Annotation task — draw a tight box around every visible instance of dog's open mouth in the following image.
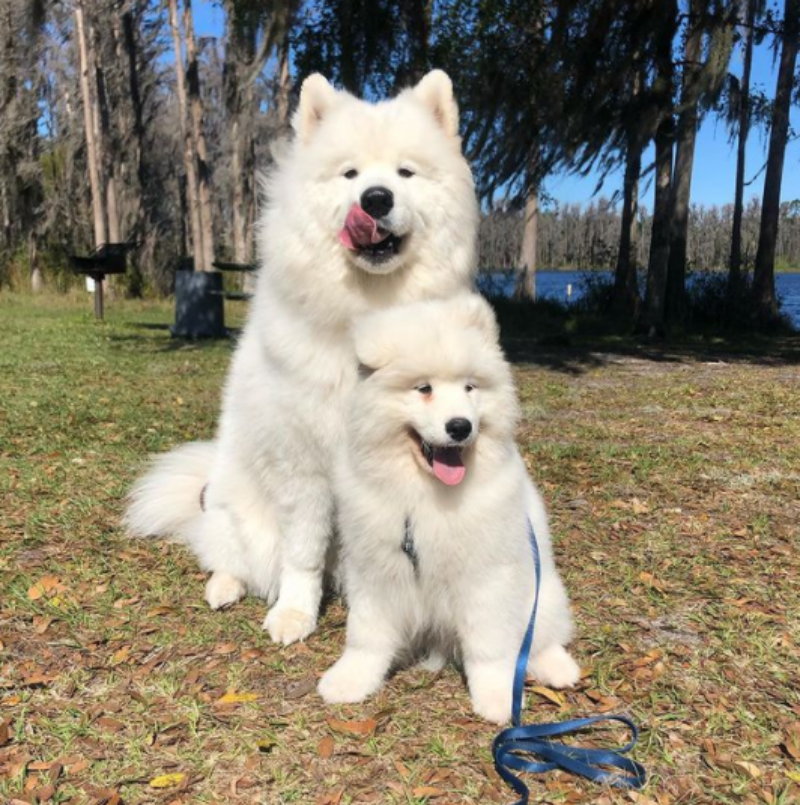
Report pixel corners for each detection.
[339,204,405,263]
[357,232,404,262]
[411,431,466,486]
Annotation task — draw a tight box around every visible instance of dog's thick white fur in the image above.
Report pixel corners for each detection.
[124,71,478,645]
[318,295,580,723]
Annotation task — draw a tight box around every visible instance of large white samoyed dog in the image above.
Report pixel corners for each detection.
[318,295,579,724]
[125,71,478,645]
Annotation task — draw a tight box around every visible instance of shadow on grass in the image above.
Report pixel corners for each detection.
[107,323,242,353]
[492,298,800,374]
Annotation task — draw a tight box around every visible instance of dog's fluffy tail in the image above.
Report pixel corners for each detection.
[124,441,216,540]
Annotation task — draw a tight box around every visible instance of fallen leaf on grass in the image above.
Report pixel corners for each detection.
[529,686,564,706]
[32,616,53,634]
[326,716,377,736]
[733,760,761,779]
[32,783,56,802]
[149,772,186,789]
[639,571,667,592]
[318,736,335,759]
[256,738,276,753]
[781,723,800,760]
[111,646,131,665]
[217,691,258,705]
[28,576,63,601]
[0,720,9,747]
[411,786,447,798]
[20,671,55,688]
[95,717,124,732]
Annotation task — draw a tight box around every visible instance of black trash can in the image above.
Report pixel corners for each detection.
[171,270,226,338]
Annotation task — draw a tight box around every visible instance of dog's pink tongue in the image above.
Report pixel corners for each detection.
[338,204,388,250]
[432,447,466,486]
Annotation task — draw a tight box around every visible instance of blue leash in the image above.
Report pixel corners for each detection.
[492,522,647,803]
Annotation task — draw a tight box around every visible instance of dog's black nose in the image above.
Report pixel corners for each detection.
[446,418,472,442]
[361,186,394,218]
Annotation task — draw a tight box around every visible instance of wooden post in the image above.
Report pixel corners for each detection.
[94,275,104,320]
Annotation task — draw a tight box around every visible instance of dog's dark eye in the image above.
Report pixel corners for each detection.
[344,169,358,179]
[416,383,433,395]
[398,167,415,178]
[465,383,476,392]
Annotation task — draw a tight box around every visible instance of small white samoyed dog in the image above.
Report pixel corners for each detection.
[125,71,478,645]
[318,294,580,724]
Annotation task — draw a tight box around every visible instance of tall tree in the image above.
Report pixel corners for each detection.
[183,0,214,271]
[728,0,759,288]
[638,0,679,337]
[751,0,798,320]
[74,0,106,249]
[612,56,645,318]
[167,0,205,270]
[667,1,734,318]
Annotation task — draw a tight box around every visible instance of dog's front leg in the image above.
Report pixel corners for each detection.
[457,581,523,724]
[318,588,402,704]
[264,476,333,645]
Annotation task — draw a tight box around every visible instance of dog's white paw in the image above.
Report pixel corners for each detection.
[263,606,316,645]
[470,683,512,725]
[205,572,246,610]
[318,659,384,704]
[529,644,581,689]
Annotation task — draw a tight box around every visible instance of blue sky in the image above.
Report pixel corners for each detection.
[193,2,798,211]
[547,43,800,210]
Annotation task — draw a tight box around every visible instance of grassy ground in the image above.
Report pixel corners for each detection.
[1,293,799,805]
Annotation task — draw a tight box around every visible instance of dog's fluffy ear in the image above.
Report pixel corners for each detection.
[455,294,500,341]
[412,70,459,137]
[294,74,338,143]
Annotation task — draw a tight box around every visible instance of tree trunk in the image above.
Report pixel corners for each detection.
[639,120,674,336]
[183,0,214,271]
[121,9,145,230]
[168,0,202,268]
[514,191,537,301]
[666,0,703,319]
[636,1,677,337]
[613,138,641,317]
[729,0,756,287]
[74,0,106,247]
[612,57,644,318]
[752,0,798,321]
[276,36,291,132]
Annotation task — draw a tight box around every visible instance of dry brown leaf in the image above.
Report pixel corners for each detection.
[32,783,56,802]
[326,716,377,736]
[0,720,9,747]
[530,685,564,706]
[27,576,61,601]
[32,616,53,634]
[95,716,124,732]
[734,760,761,779]
[411,786,447,798]
[317,736,335,759]
[111,646,131,665]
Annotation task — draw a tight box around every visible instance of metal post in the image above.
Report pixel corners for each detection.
[94,275,104,320]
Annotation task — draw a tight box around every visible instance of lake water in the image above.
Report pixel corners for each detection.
[477,270,800,329]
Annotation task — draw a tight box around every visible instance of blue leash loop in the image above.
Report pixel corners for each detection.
[492,522,647,803]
